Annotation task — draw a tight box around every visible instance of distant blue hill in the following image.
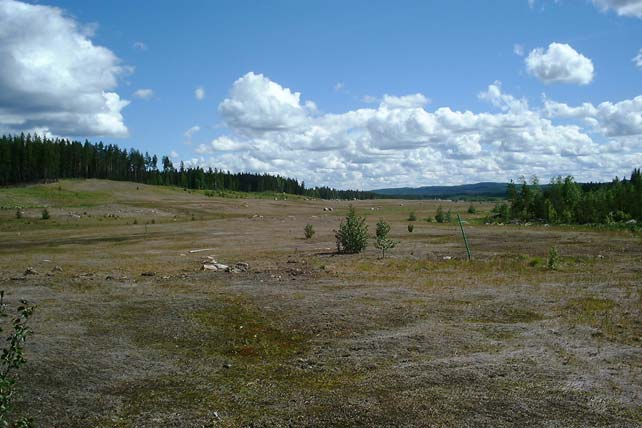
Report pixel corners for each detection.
[371,182,509,199]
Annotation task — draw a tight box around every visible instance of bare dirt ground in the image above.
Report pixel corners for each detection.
[0,180,640,427]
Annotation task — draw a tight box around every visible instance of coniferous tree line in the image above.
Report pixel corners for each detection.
[503,170,642,224]
[0,134,375,199]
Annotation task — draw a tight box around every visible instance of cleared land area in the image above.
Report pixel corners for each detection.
[0,179,641,427]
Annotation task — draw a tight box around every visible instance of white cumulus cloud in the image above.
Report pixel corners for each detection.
[634,49,642,69]
[0,0,129,137]
[526,43,594,85]
[218,72,309,133]
[195,136,249,154]
[592,0,642,19]
[182,125,200,145]
[544,95,642,137]
[133,41,147,51]
[380,93,430,109]
[195,86,205,100]
[513,44,525,56]
[133,89,154,100]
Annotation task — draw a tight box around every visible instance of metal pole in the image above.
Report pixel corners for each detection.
[457,213,471,261]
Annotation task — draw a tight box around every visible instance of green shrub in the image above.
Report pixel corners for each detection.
[435,207,452,223]
[304,223,315,239]
[335,205,368,254]
[375,219,398,258]
[547,246,560,270]
[467,204,476,214]
[407,224,414,233]
[15,209,21,220]
[528,257,543,267]
[41,208,49,220]
[407,211,417,221]
[435,206,446,223]
[0,291,36,427]
[491,202,510,223]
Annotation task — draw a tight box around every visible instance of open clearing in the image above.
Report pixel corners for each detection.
[1,180,641,427]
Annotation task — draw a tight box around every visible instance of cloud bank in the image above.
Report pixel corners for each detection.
[0,0,129,137]
[184,72,642,189]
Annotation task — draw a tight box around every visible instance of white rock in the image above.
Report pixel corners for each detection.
[202,264,218,271]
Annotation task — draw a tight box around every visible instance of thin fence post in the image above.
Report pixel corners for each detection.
[457,213,472,261]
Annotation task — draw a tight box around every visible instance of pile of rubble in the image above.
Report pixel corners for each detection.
[201,256,249,273]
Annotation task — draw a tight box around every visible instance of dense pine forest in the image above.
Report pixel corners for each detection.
[0,134,374,200]
[495,171,642,224]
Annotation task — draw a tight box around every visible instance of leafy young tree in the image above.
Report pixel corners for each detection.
[435,206,446,223]
[304,223,315,239]
[374,219,398,258]
[547,246,560,270]
[335,205,368,254]
[0,291,36,427]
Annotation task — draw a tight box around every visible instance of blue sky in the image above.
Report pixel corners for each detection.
[1,0,642,189]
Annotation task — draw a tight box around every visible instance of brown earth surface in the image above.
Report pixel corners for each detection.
[0,179,640,427]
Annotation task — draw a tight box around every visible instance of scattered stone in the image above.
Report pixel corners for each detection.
[10,277,26,281]
[52,265,63,272]
[234,262,249,272]
[442,256,452,261]
[214,263,228,270]
[24,267,38,276]
[597,254,604,259]
[202,264,218,271]
[288,268,303,276]
[223,362,232,369]
[141,271,155,277]
[189,248,215,253]
[105,275,115,280]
